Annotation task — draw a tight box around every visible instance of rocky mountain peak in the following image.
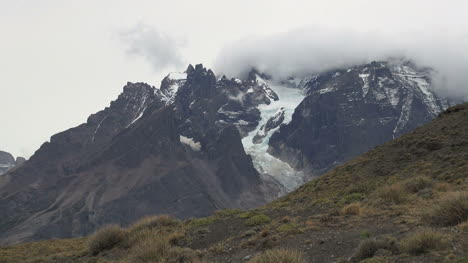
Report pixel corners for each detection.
[268,59,452,178]
[0,150,24,175]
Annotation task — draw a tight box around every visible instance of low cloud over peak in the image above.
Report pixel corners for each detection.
[119,23,185,72]
[214,26,468,100]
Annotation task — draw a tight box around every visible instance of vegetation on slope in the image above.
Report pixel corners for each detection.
[1,103,467,262]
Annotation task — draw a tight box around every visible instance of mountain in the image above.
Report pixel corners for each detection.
[0,151,25,175]
[2,102,466,263]
[0,64,281,245]
[268,60,451,179]
[0,60,454,246]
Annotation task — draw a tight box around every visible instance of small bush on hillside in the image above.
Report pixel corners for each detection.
[341,193,365,205]
[378,184,408,204]
[250,248,306,263]
[130,215,179,232]
[276,223,301,234]
[245,215,271,226]
[400,230,446,255]
[126,235,201,263]
[88,224,127,255]
[342,203,362,216]
[459,221,468,232]
[351,237,398,261]
[426,192,468,226]
[238,211,256,219]
[186,217,216,228]
[404,176,433,193]
[214,209,241,218]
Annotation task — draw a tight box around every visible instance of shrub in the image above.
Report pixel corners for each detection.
[403,176,433,193]
[128,236,170,262]
[214,209,241,217]
[342,203,362,216]
[351,237,398,261]
[341,193,365,204]
[459,221,468,232]
[130,215,179,232]
[238,211,256,219]
[250,248,306,263]
[426,192,468,226]
[378,184,408,204]
[276,223,300,234]
[360,230,371,239]
[400,230,446,255]
[167,231,186,246]
[88,224,127,255]
[186,217,216,228]
[245,215,271,226]
[126,235,202,263]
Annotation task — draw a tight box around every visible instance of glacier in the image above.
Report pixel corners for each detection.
[241,80,306,192]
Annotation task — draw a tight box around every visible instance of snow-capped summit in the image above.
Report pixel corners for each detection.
[160,71,188,105]
[269,60,452,179]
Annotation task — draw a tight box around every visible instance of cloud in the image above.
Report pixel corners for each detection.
[119,23,185,72]
[214,26,468,100]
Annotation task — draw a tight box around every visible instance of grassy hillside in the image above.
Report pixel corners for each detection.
[1,103,467,263]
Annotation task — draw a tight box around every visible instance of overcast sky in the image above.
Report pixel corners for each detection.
[1,0,467,158]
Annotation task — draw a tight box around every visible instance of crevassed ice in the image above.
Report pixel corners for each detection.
[242,81,306,191]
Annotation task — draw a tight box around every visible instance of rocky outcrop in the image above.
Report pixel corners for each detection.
[253,107,285,144]
[0,151,15,175]
[268,60,451,179]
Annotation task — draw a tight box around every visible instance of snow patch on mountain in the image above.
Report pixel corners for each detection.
[180,135,201,151]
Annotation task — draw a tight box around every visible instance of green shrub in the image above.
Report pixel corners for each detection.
[342,193,365,204]
[250,248,306,263]
[88,224,127,255]
[238,211,256,219]
[245,215,271,226]
[186,217,216,228]
[214,209,241,218]
[360,230,371,239]
[276,223,300,234]
[400,230,446,255]
[426,192,468,226]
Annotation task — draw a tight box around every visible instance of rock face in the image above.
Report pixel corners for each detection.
[268,60,451,178]
[0,151,25,175]
[0,151,15,175]
[0,65,280,245]
[253,107,285,144]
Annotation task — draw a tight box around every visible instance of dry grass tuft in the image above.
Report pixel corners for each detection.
[403,176,433,193]
[426,192,468,226]
[125,235,201,263]
[400,230,447,255]
[342,203,362,216]
[130,215,179,232]
[377,184,408,204]
[351,236,398,261]
[459,221,468,232]
[88,224,127,255]
[250,248,306,263]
